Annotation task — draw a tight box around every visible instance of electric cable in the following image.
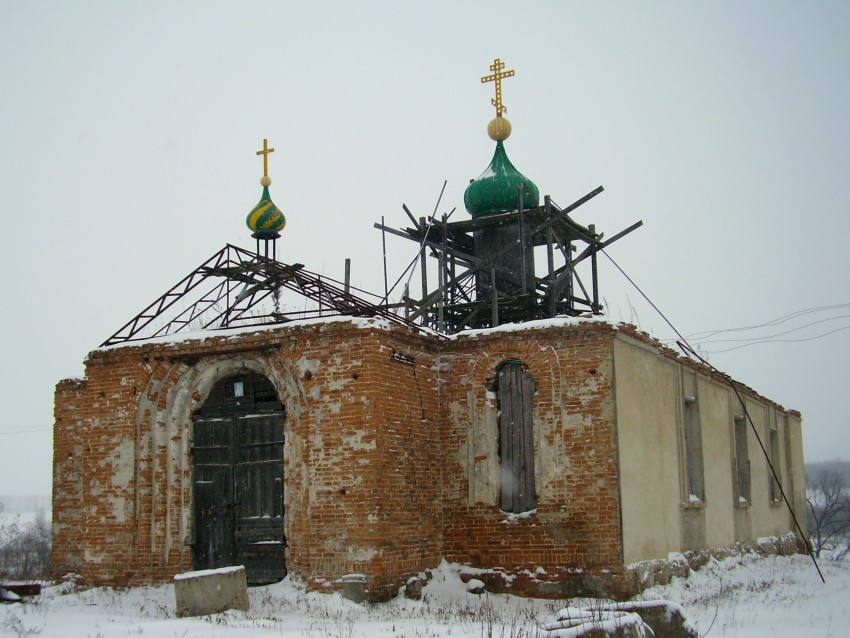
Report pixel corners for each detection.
[661,308,850,352]
[686,302,850,340]
[700,324,850,353]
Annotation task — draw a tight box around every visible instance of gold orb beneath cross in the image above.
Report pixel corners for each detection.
[487,116,512,141]
[260,176,272,187]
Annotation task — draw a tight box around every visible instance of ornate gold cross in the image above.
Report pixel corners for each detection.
[480,58,515,117]
[256,138,275,177]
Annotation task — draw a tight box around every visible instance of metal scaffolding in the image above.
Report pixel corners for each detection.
[375,186,642,335]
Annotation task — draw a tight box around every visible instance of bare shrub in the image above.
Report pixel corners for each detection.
[0,502,52,579]
[807,469,850,559]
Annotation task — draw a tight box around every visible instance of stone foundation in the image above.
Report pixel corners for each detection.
[625,533,801,592]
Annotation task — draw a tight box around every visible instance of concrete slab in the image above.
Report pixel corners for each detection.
[173,565,250,617]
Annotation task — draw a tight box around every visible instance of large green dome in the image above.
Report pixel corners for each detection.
[463,141,539,218]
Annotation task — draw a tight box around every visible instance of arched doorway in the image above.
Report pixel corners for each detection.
[191,371,286,583]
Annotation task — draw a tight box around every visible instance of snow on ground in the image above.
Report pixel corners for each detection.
[636,552,850,638]
[1,555,848,637]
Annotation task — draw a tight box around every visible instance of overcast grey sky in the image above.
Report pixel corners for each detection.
[2,1,849,496]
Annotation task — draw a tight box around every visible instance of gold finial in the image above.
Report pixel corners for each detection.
[256,138,275,185]
[480,58,515,118]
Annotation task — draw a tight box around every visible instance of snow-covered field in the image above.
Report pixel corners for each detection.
[2,554,847,637]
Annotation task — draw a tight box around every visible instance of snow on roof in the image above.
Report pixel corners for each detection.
[449,314,610,339]
[95,315,399,352]
[95,313,614,353]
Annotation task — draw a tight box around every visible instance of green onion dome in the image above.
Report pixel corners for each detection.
[246,183,286,236]
[463,140,540,218]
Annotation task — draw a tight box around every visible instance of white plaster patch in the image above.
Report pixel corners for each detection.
[325,376,352,392]
[431,359,450,372]
[309,430,324,451]
[346,547,378,562]
[296,356,319,376]
[104,437,136,523]
[343,430,376,452]
[323,402,342,414]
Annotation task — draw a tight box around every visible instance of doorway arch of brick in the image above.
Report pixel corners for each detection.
[131,355,300,574]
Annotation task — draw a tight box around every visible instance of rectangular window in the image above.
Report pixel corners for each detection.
[683,396,705,501]
[734,415,751,503]
[769,418,782,504]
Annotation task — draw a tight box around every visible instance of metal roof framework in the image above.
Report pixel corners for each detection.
[102,243,419,347]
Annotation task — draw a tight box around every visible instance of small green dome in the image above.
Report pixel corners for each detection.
[246,185,286,236]
[464,141,539,218]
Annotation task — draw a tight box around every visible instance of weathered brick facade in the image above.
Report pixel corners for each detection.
[53,317,803,600]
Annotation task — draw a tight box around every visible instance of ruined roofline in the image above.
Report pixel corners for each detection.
[616,322,801,418]
[93,310,800,419]
[98,313,610,353]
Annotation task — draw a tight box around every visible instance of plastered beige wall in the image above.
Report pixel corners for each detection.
[696,376,735,549]
[614,332,805,564]
[613,336,681,564]
[745,403,804,539]
[786,413,807,526]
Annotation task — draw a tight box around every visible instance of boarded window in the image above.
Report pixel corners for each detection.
[496,361,536,513]
[683,396,705,501]
[769,419,782,503]
[734,414,751,502]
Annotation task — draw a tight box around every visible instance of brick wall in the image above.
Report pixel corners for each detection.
[52,319,446,598]
[54,318,713,599]
[53,378,86,576]
[437,321,626,597]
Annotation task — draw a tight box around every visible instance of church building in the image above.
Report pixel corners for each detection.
[52,60,806,601]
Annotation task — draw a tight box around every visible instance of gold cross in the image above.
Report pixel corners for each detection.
[480,58,515,117]
[256,138,275,177]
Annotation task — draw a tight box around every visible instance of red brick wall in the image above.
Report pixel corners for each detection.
[437,322,625,597]
[53,319,631,598]
[53,378,86,577]
[52,320,445,597]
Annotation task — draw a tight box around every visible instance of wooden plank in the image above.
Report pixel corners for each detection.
[572,219,643,265]
[520,366,537,511]
[402,204,421,231]
[0,583,41,598]
[498,364,513,512]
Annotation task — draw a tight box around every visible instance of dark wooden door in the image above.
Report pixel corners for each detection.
[191,372,286,583]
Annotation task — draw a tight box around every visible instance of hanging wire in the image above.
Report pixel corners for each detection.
[691,322,850,354]
[686,302,850,340]
[0,425,53,436]
[601,248,826,584]
[660,307,850,353]
[380,180,450,306]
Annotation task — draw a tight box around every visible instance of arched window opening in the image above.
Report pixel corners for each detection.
[495,360,537,513]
